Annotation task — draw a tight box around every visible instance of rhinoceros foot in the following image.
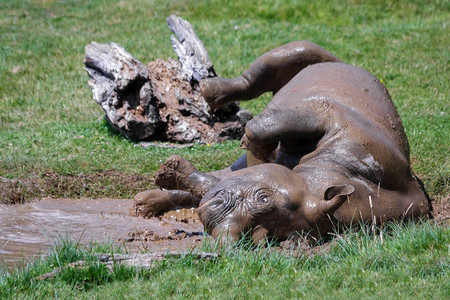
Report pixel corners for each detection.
[133,189,172,217]
[200,77,246,111]
[155,155,197,190]
[133,189,200,218]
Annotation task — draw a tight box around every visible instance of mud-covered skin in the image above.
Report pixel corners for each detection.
[197,164,356,243]
[134,41,431,242]
[200,41,341,111]
[134,155,219,217]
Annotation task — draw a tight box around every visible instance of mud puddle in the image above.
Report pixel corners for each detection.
[0,198,203,271]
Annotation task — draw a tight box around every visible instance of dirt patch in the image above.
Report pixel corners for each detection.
[0,198,204,271]
[430,195,450,226]
[0,171,155,204]
[125,229,203,242]
[277,239,334,258]
[122,207,204,252]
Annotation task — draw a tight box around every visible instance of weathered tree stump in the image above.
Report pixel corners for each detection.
[84,15,251,143]
[167,15,217,82]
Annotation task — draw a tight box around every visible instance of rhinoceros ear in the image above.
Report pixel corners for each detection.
[320,184,355,215]
[324,185,355,200]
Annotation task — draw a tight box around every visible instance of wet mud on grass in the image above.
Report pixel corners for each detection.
[0,171,155,204]
[0,172,448,272]
[0,198,204,271]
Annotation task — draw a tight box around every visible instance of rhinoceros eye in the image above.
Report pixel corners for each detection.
[255,189,271,204]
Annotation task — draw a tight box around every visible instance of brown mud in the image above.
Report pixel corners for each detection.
[0,171,155,204]
[146,58,251,143]
[0,198,203,271]
[1,174,448,272]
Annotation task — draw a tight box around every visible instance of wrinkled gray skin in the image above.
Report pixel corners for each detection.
[134,41,431,243]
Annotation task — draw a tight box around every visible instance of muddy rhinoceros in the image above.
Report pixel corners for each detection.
[134,41,431,243]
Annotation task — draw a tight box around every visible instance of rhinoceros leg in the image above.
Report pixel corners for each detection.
[133,154,252,217]
[133,189,199,217]
[154,155,222,199]
[134,155,225,217]
[241,108,327,166]
[200,41,341,110]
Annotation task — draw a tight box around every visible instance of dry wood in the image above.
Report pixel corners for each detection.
[84,16,250,143]
[167,15,217,82]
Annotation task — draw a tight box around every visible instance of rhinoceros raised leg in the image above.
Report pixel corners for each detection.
[242,108,327,166]
[154,155,222,199]
[200,41,341,110]
[134,155,226,217]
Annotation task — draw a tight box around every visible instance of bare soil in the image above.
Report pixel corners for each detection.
[430,195,450,226]
[0,171,155,204]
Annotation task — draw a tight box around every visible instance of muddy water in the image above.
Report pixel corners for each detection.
[0,198,204,271]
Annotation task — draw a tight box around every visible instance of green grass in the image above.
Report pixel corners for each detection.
[0,0,449,297]
[1,222,448,298]
[0,0,448,196]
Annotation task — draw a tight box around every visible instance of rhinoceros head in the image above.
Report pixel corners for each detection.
[197,163,354,243]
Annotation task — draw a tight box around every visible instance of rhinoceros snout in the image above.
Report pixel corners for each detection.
[197,197,226,234]
[197,191,248,239]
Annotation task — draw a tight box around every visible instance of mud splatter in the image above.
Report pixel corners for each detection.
[0,198,203,271]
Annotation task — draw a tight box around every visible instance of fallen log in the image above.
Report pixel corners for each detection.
[84,15,251,143]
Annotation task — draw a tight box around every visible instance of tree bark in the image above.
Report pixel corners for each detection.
[167,15,217,82]
[84,42,159,141]
[84,16,251,143]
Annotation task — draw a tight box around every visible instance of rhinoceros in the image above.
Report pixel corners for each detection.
[134,41,431,243]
